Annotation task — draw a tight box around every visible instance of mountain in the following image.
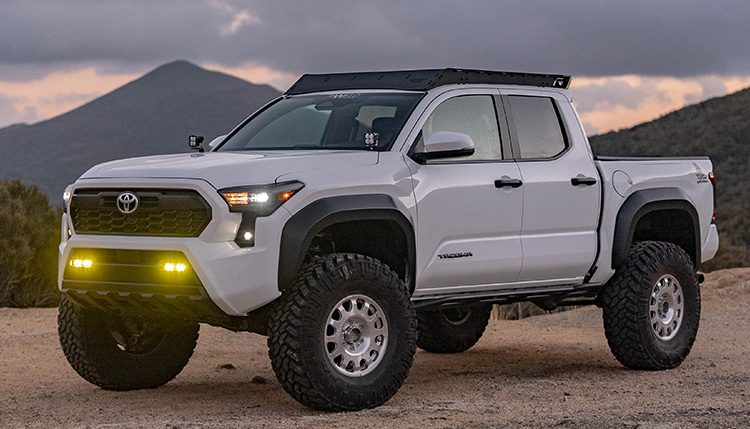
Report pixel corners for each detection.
[0,60,281,199]
[590,88,750,269]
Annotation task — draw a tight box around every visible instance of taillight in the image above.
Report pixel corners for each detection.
[711,210,717,224]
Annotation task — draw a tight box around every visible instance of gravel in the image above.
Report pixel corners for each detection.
[1,268,749,428]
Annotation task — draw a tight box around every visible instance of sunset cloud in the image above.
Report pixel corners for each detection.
[0,1,749,132]
[572,75,750,134]
[0,67,138,126]
[209,0,261,37]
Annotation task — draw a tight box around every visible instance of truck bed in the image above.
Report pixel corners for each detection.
[589,155,717,285]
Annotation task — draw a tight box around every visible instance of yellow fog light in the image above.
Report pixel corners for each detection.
[163,262,188,272]
[70,259,93,269]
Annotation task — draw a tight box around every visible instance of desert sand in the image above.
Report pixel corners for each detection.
[1,269,749,428]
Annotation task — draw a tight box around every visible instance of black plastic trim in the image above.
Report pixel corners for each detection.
[278,195,416,291]
[70,189,212,237]
[493,95,514,160]
[414,283,601,311]
[595,155,710,162]
[411,147,475,163]
[612,188,701,268]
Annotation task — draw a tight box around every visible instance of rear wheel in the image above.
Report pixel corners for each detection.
[601,241,700,370]
[268,253,417,411]
[58,296,199,390]
[417,304,492,353]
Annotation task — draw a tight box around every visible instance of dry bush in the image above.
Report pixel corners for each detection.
[0,180,60,307]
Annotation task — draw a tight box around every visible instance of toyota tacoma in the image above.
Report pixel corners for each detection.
[57,68,719,411]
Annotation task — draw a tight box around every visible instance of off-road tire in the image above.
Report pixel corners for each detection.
[601,241,700,370]
[417,304,492,353]
[58,295,199,390]
[268,253,417,411]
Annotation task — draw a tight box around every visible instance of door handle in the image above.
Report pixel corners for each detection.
[495,178,523,188]
[571,176,597,186]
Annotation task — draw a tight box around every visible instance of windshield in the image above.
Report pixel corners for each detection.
[218,92,423,151]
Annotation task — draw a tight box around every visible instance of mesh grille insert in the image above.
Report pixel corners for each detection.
[70,189,211,237]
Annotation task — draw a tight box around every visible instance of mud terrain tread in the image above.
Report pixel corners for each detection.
[58,295,199,390]
[601,241,700,370]
[267,253,417,411]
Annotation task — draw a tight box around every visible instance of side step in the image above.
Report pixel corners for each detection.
[413,283,601,311]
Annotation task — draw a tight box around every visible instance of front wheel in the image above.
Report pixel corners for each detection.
[58,296,199,390]
[267,253,417,411]
[600,241,701,370]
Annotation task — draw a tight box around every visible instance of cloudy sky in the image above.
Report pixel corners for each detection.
[1,0,749,134]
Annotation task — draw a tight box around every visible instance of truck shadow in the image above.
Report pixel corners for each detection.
[48,341,627,417]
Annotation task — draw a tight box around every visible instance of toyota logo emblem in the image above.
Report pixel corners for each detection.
[116,192,139,214]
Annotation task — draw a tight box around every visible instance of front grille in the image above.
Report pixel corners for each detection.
[70,188,211,237]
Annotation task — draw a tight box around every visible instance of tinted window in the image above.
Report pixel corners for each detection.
[508,96,566,159]
[219,93,422,151]
[416,95,502,162]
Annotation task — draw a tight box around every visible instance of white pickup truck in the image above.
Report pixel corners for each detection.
[57,69,718,411]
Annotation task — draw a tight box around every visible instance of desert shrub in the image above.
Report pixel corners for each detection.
[0,180,60,307]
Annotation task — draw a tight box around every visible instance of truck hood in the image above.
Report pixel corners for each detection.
[80,150,379,189]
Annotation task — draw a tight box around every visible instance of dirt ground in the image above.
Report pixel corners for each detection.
[1,269,749,428]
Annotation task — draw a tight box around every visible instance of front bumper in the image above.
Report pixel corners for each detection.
[59,178,288,316]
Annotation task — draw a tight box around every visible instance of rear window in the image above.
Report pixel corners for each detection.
[507,96,567,159]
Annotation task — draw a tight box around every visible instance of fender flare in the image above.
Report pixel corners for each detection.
[278,194,416,291]
[612,187,701,269]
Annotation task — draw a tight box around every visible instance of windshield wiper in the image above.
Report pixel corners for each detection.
[237,145,367,151]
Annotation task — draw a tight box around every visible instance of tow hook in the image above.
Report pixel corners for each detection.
[696,271,705,284]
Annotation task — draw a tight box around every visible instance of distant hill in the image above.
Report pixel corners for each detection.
[591,88,750,269]
[0,61,281,198]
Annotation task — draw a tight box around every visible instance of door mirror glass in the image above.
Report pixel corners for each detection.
[414,131,475,162]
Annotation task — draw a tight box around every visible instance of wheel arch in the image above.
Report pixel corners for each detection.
[278,194,416,292]
[612,188,701,269]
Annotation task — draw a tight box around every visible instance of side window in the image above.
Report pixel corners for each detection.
[507,96,567,159]
[416,95,502,162]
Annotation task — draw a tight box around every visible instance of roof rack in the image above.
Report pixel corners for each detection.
[285,68,571,95]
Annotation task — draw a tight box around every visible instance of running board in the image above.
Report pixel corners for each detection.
[412,283,601,311]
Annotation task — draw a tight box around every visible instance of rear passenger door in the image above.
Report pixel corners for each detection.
[502,93,600,283]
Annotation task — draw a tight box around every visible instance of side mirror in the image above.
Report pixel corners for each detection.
[413,131,475,163]
[208,134,227,149]
[189,135,205,152]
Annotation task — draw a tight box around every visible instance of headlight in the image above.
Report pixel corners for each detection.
[218,181,304,248]
[62,185,73,212]
[219,181,304,216]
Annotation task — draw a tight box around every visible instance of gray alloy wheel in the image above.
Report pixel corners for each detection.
[324,294,389,377]
[649,274,684,341]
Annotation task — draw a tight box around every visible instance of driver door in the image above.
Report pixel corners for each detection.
[406,90,524,296]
